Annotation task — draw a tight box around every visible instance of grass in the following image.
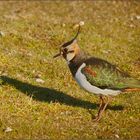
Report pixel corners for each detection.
[0,1,140,139]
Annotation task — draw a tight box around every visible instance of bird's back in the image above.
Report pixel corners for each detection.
[69,56,140,91]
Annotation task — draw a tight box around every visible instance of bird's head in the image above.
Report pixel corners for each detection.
[53,26,81,62]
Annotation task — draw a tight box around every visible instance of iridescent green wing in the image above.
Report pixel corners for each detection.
[81,57,139,90]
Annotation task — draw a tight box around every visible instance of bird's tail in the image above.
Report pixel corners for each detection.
[124,88,140,92]
[123,78,140,92]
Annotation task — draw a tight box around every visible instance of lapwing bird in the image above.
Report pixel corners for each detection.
[54,25,140,121]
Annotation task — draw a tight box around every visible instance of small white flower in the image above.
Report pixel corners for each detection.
[0,31,5,37]
[5,127,13,132]
[62,23,66,27]
[73,21,85,29]
[79,21,85,26]
[136,15,140,20]
[36,78,45,84]
[115,134,119,139]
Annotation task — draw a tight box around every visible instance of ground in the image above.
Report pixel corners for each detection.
[0,1,140,139]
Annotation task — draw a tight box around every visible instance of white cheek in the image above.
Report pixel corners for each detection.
[66,53,75,61]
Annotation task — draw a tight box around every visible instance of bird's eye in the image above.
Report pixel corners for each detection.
[63,48,67,53]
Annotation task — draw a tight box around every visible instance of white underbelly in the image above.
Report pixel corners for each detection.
[75,63,121,96]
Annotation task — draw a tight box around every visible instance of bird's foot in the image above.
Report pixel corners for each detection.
[88,110,101,122]
[92,114,101,122]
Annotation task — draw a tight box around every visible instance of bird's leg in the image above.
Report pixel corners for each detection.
[88,95,104,119]
[93,96,105,121]
[98,95,105,113]
[93,96,110,122]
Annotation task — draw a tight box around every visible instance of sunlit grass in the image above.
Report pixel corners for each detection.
[0,1,140,139]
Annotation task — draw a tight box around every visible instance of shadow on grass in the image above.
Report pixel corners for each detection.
[0,76,123,110]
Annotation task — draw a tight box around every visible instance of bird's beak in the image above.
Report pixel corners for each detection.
[53,52,61,58]
[53,47,62,58]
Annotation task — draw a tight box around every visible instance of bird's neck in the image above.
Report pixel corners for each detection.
[68,50,88,76]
